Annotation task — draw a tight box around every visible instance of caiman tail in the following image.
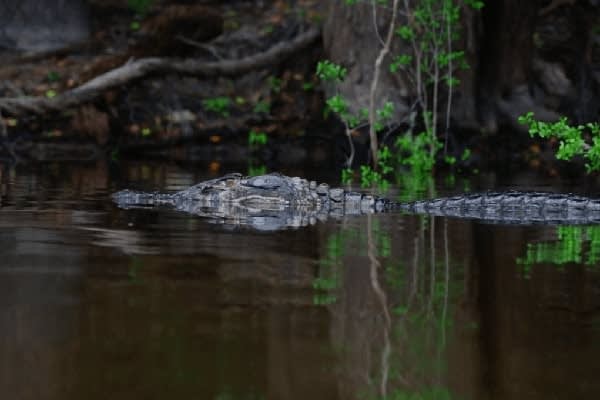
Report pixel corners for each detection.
[397,191,600,224]
[111,189,175,208]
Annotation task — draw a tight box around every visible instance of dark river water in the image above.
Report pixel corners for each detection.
[1,161,599,400]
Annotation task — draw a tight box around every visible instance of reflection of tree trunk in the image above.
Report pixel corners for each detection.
[367,214,391,397]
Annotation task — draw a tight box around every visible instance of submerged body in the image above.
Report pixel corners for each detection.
[112,172,600,229]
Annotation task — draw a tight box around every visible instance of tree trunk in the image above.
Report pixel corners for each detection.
[476,0,559,132]
[321,1,409,126]
[321,0,588,137]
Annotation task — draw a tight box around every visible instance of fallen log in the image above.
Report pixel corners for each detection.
[0,27,320,116]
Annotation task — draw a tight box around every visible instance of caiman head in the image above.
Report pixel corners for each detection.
[178,172,313,210]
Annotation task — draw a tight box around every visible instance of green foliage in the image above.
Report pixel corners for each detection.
[390,54,412,73]
[378,145,393,174]
[395,129,441,173]
[518,112,600,172]
[247,164,267,177]
[444,155,456,165]
[315,1,482,185]
[461,148,471,161]
[268,76,282,93]
[253,100,270,114]
[202,97,231,117]
[302,82,314,91]
[375,102,394,132]
[517,226,600,278]
[326,94,348,115]
[127,0,153,15]
[316,60,347,82]
[395,25,415,41]
[47,71,60,82]
[341,167,354,184]
[313,232,348,305]
[248,129,268,146]
[359,165,388,190]
[442,148,470,166]
[463,0,485,9]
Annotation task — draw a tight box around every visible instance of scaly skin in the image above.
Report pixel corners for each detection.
[113,173,393,230]
[113,173,600,229]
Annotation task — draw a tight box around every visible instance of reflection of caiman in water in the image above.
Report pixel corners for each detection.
[112,172,600,230]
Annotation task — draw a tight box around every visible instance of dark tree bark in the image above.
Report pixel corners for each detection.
[477,0,558,132]
[0,0,89,52]
[321,0,600,136]
[321,1,409,125]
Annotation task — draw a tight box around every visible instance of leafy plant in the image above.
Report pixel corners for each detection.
[202,97,231,117]
[268,76,282,93]
[316,1,482,185]
[316,60,347,82]
[47,71,60,82]
[248,129,268,146]
[127,0,153,15]
[517,226,600,278]
[518,111,600,172]
[247,163,267,176]
[341,167,354,184]
[253,100,270,114]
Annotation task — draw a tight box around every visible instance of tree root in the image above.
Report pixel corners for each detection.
[0,27,320,116]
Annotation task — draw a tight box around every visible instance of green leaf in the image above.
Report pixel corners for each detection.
[395,25,415,41]
[316,60,347,82]
[248,129,268,146]
[326,95,347,115]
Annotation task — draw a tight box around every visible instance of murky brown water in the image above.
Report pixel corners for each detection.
[1,161,599,400]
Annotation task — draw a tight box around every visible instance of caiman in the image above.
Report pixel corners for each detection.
[112,172,600,230]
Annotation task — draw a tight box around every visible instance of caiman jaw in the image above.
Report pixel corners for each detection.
[233,195,290,211]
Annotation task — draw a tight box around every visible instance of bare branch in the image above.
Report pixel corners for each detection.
[0,27,320,116]
[368,0,400,167]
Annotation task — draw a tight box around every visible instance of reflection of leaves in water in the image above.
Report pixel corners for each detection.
[385,260,405,290]
[313,215,467,399]
[395,170,435,202]
[386,386,456,400]
[517,226,600,278]
[128,256,144,283]
[214,387,265,400]
[313,231,346,305]
[314,223,395,305]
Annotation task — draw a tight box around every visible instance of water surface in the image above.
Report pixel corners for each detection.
[1,161,599,400]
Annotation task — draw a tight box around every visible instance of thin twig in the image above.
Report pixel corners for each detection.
[368,0,400,168]
[371,0,386,47]
[175,35,224,60]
